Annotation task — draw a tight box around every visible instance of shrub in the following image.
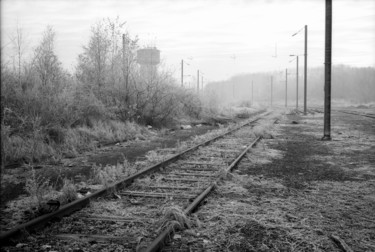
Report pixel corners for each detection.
[59,179,77,204]
[4,129,56,164]
[91,159,137,186]
[25,167,52,208]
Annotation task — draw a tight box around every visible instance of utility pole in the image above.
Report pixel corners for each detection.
[304,25,308,115]
[197,70,200,93]
[251,81,254,106]
[201,75,203,90]
[296,56,299,109]
[122,34,129,102]
[181,60,184,87]
[272,76,273,107]
[323,0,332,140]
[232,82,235,99]
[285,69,288,107]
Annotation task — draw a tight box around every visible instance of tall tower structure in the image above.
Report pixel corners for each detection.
[137,47,160,80]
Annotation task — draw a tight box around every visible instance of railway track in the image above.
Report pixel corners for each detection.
[333,109,375,119]
[0,110,277,251]
[277,105,374,119]
[308,107,375,119]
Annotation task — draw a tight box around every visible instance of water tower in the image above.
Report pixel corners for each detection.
[137,47,160,79]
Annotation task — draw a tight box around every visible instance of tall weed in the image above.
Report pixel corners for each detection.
[25,167,52,207]
[91,159,137,186]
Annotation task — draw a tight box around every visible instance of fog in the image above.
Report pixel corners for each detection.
[205,65,375,106]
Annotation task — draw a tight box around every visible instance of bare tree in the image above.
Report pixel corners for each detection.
[33,26,62,89]
[9,23,27,86]
[76,17,139,103]
[76,21,110,91]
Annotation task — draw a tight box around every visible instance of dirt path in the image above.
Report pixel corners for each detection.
[164,109,375,251]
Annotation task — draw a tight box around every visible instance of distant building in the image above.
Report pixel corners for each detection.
[137,47,160,79]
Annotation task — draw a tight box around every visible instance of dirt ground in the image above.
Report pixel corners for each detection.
[165,109,375,251]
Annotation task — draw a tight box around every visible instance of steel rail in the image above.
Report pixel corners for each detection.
[0,110,269,245]
[308,106,375,119]
[336,110,375,119]
[145,136,263,252]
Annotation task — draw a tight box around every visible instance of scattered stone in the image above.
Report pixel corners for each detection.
[77,193,85,199]
[173,234,182,239]
[180,125,192,130]
[315,229,324,235]
[41,244,52,249]
[63,152,76,158]
[285,213,298,222]
[16,243,27,248]
[77,187,90,194]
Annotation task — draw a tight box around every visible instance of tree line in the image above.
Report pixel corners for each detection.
[205,65,375,105]
[1,17,202,167]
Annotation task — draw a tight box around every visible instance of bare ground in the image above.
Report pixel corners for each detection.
[164,109,375,251]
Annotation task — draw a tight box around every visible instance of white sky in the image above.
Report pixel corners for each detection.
[1,0,375,82]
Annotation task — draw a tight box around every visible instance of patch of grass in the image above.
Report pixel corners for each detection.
[25,167,52,208]
[91,159,137,186]
[78,120,148,144]
[59,179,77,204]
[245,130,356,185]
[1,170,79,228]
[145,150,165,163]
[4,130,56,164]
[252,121,275,139]
[283,175,308,190]
[3,119,150,165]
[225,220,315,251]
[157,205,191,233]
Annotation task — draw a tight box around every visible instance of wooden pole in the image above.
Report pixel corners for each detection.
[323,0,332,140]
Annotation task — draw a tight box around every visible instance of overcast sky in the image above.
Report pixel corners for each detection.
[1,0,375,83]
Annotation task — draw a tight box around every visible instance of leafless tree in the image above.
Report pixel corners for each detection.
[76,18,139,105]
[33,26,62,88]
[76,21,110,91]
[9,23,28,87]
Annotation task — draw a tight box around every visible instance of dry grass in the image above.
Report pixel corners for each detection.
[91,159,137,186]
[182,176,325,251]
[2,119,150,165]
[252,121,276,139]
[164,111,375,251]
[75,120,148,144]
[1,171,78,229]
[59,179,78,204]
[4,129,57,164]
[157,205,191,233]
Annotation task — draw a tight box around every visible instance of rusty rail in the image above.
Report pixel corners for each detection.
[144,136,262,252]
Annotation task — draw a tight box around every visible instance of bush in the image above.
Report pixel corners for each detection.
[4,128,56,164]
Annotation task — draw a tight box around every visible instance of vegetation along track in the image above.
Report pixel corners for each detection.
[334,109,375,119]
[0,110,278,251]
[311,107,375,119]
